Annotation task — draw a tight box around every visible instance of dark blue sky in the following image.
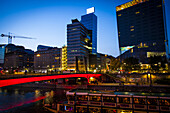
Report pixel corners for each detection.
[0,0,170,57]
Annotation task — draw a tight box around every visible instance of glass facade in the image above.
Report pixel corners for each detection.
[81,13,97,54]
[67,19,90,72]
[117,0,167,57]
[0,44,6,65]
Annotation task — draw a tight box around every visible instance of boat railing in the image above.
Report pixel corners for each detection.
[65,92,170,112]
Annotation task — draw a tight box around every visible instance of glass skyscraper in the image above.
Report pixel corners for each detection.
[67,19,90,72]
[81,11,97,54]
[116,0,168,62]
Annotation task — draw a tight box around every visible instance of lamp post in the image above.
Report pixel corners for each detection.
[147,73,152,86]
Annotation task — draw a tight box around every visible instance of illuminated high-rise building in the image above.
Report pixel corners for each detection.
[116,0,168,62]
[62,45,67,71]
[81,7,97,54]
[67,19,90,72]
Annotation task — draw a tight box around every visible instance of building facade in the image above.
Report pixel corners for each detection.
[62,45,67,71]
[4,44,34,70]
[0,44,6,67]
[34,45,62,72]
[67,19,90,72]
[116,0,168,63]
[81,9,97,54]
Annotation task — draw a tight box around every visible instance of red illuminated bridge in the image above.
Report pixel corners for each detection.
[0,74,102,87]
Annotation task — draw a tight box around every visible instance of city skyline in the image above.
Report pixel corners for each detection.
[0,0,170,57]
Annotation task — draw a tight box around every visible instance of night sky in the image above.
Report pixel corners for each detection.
[0,0,170,57]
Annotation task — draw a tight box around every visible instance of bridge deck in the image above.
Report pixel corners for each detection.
[0,74,101,87]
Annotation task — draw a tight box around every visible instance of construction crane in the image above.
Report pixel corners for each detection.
[1,32,36,44]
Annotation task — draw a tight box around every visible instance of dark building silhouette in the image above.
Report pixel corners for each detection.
[116,0,168,63]
[4,44,34,70]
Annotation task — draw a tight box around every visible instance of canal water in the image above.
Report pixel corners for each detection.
[1,84,169,113]
[0,86,66,113]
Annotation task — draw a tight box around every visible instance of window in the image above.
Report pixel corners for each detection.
[133,98,146,104]
[118,14,122,16]
[157,5,161,7]
[131,29,134,31]
[135,11,140,14]
[55,57,59,60]
[119,97,130,104]
[103,96,116,103]
[76,95,88,101]
[89,95,101,102]
[147,98,158,105]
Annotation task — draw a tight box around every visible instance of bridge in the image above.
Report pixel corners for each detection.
[0,74,102,87]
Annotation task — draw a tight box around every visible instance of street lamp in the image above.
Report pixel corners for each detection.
[147,73,152,86]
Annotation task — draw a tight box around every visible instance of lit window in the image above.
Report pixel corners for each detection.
[118,14,122,16]
[37,54,40,57]
[130,26,134,28]
[157,5,162,7]
[19,55,23,57]
[135,11,140,14]
[72,28,77,30]
[55,57,59,60]
[131,29,134,31]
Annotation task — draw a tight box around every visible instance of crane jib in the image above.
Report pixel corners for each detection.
[1,33,35,44]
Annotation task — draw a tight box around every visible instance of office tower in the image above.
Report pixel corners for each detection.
[81,7,97,54]
[67,19,90,72]
[34,45,62,72]
[116,0,168,63]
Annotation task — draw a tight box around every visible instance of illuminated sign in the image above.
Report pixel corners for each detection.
[116,0,147,12]
[87,7,95,14]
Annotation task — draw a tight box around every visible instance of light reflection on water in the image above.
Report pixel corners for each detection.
[0,88,55,112]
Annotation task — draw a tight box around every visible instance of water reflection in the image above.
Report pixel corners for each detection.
[0,87,60,112]
[15,89,19,95]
